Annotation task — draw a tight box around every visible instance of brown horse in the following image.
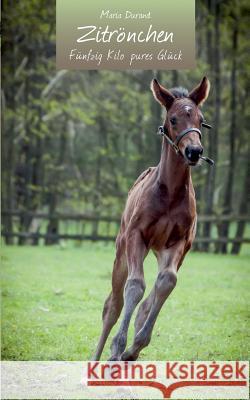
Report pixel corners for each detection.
[93,76,211,361]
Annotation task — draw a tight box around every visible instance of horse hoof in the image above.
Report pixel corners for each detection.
[121,350,137,361]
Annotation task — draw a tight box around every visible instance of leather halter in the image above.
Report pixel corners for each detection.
[157,122,214,165]
[158,126,202,154]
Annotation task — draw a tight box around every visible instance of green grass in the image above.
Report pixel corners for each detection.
[1,243,250,361]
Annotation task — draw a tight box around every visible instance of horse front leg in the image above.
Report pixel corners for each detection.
[109,231,147,360]
[92,234,127,361]
[121,241,187,361]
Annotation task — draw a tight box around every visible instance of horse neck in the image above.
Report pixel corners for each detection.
[157,139,192,197]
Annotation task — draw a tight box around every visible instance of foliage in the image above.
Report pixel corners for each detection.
[1,0,249,251]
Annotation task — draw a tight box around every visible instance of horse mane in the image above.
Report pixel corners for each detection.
[128,167,155,195]
[170,87,189,98]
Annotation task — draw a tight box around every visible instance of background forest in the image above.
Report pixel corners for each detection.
[2,0,249,253]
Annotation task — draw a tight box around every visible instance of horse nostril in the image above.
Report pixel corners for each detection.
[185,146,203,162]
[185,147,192,160]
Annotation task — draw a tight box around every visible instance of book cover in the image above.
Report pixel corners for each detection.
[1,0,249,398]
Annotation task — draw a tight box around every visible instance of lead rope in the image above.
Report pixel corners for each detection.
[157,126,179,153]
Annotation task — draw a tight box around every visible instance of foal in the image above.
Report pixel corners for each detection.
[93,76,211,361]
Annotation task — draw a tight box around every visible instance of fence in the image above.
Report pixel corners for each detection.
[1,210,250,254]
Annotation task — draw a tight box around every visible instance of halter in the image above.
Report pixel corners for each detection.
[157,122,214,165]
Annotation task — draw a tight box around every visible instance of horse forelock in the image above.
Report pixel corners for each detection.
[170,87,189,99]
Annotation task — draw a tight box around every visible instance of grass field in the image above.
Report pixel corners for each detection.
[1,243,250,361]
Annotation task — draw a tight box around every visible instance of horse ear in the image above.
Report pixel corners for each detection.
[151,79,175,110]
[189,76,210,106]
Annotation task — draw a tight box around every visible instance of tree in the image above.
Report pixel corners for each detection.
[219,13,238,253]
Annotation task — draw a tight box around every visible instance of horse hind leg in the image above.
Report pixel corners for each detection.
[92,250,127,361]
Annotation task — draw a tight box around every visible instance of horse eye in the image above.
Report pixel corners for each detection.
[170,117,177,126]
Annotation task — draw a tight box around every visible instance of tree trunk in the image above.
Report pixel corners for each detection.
[202,0,220,251]
[91,116,105,239]
[206,0,213,67]
[91,155,101,239]
[18,142,33,245]
[231,157,249,254]
[45,194,59,245]
[2,118,15,244]
[18,77,34,245]
[219,18,238,253]
[172,71,179,87]
[1,0,18,244]
[45,130,67,245]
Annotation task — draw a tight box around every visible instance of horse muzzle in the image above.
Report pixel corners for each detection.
[185,145,203,165]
